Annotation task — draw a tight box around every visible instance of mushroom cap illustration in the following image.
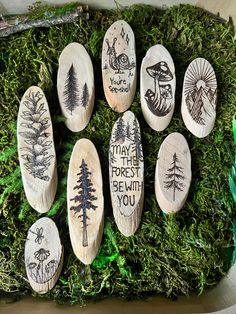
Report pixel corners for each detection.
[146,61,173,81]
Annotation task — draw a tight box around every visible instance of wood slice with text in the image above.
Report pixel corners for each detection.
[181,58,217,138]
[17,86,57,213]
[155,132,191,214]
[25,217,63,294]
[67,138,104,264]
[141,44,176,131]
[57,42,95,132]
[109,111,144,236]
[102,20,136,112]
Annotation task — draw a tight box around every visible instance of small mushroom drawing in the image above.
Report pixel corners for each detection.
[145,61,173,116]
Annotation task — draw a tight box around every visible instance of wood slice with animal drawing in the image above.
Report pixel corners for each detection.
[141,44,176,131]
[109,111,144,236]
[155,132,191,214]
[67,138,104,264]
[25,217,63,294]
[181,57,217,138]
[57,42,95,132]
[102,20,136,112]
[17,86,57,213]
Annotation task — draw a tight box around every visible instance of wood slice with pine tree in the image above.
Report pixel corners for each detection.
[155,132,192,214]
[67,138,104,264]
[57,42,95,132]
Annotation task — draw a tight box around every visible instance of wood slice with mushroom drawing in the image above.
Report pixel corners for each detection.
[141,44,176,131]
[102,20,136,112]
[17,86,57,213]
[155,132,191,214]
[181,58,217,138]
[25,217,63,294]
[57,42,95,132]
[67,138,104,264]
[109,111,144,236]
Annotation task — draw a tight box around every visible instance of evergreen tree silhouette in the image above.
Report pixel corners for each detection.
[131,118,143,161]
[113,116,126,143]
[63,64,80,115]
[81,82,89,108]
[164,153,185,201]
[126,121,132,140]
[70,159,98,247]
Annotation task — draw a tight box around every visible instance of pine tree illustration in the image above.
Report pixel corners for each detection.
[113,116,126,143]
[164,153,185,201]
[126,121,132,140]
[81,82,89,108]
[131,118,143,161]
[70,159,98,247]
[19,90,54,181]
[63,63,80,115]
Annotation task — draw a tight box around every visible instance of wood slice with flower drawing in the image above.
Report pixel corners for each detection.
[25,217,63,294]
[155,132,192,214]
[57,42,95,132]
[102,20,136,112]
[109,111,144,236]
[17,86,57,213]
[141,44,176,131]
[181,57,217,138]
[67,138,104,264]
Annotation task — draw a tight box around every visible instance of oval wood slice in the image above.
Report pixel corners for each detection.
[17,86,57,213]
[141,44,176,131]
[109,111,144,236]
[25,217,63,294]
[155,132,191,214]
[181,57,217,138]
[57,42,95,132]
[67,138,104,264]
[102,20,137,112]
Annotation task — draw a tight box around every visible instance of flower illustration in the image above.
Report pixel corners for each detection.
[34,248,50,262]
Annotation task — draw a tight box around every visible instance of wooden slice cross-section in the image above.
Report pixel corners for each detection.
[181,57,217,138]
[109,111,144,236]
[25,217,63,294]
[67,138,104,264]
[141,44,176,131]
[17,86,57,213]
[102,20,137,112]
[57,42,95,132]
[155,132,191,214]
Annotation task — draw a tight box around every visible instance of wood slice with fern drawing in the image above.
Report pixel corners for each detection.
[67,138,104,265]
[155,132,192,214]
[17,86,57,213]
[57,42,95,132]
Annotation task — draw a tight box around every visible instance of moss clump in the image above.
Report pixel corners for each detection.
[0,3,235,303]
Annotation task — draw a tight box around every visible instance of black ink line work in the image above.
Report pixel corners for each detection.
[120,27,125,39]
[63,63,80,115]
[131,118,143,162]
[19,90,54,181]
[145,61,173,117]
[184,59,217,125]
[105,37,135,76]
[164,153,185,201]
[63,64,90,114]
[113,116,126,144]
[30,227,44,244]
[27,248,59,284]
[70,159,98,247]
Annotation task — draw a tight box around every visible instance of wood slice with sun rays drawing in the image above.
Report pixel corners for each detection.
[181,58,217,138]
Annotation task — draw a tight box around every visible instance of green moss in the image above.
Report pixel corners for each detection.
[0,2,235,303]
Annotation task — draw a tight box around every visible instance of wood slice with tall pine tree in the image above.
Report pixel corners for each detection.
[57,42,95,132]
[67,138,104,264]
[155,132,192,214]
